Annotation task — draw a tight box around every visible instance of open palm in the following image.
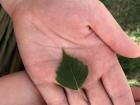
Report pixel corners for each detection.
[9,0,140,105]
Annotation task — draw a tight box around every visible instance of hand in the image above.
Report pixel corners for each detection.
[131,87,140,102]
[131,87,140,105]
[0,71,140,105]
[2,0,140,105]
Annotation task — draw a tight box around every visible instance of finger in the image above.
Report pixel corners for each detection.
[89,1,140,58]
[102,58,135,105]
[131,87,140,101]
[136,102,140,105]
[65,88,88,105]
[25,59,68,105]
[85,80,112,105]
[37,83,68,105]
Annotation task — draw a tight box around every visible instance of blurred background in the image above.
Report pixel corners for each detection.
[101,0,140,86]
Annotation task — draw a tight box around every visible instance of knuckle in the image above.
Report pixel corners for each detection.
[111,88,131,100]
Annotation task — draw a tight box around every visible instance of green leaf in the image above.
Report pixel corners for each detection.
[56,50,88,90]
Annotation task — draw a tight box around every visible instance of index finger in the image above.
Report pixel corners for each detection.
[89,1,140,58]
[102,58,135,105]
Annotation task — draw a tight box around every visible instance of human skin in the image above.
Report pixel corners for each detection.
[0,0,140,105]
[0,71,140,105]
[132,87,140,102]
[0,71,46,105]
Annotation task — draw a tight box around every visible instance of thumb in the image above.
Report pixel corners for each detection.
[89,1,140,58]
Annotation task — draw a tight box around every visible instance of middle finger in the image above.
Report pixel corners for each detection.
[85,80,112,105]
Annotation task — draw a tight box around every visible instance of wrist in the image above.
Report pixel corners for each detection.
[0,0,22,16]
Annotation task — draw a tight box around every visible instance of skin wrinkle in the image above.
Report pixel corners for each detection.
[1,0,139,105]
[32,18,102,49]
[32,22,59,48]
[63,88,70,105]
[31,13,93,48]
[82,88,91,105]
[31,0,91,41]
